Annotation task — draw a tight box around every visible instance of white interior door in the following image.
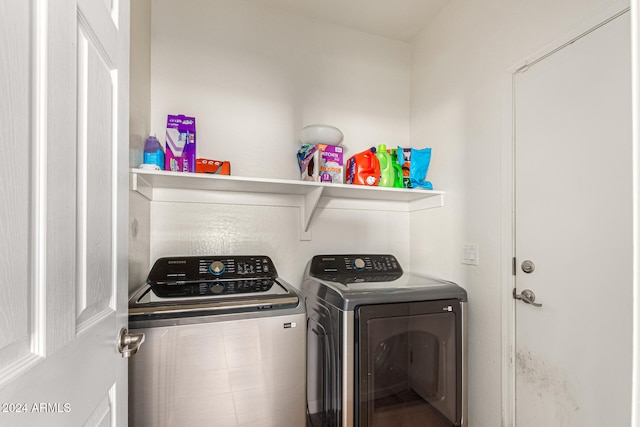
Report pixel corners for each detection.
[514,10,633,427]
[0,1,130,426]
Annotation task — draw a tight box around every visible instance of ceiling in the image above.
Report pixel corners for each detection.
[243,0,450,42]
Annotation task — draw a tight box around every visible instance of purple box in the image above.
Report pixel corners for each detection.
[319,145,343,183]
[299,144,343,183]
[165,114,196,172]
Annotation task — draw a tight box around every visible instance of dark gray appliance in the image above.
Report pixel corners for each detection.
[128,255,306,427]
[302,254,467,427]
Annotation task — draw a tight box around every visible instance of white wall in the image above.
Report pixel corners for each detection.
[409,0,625,425]
[149,202,410,285]
[130,0,151,165]
[150,0,411,180]
[129,0,152,290]
[135,0,633,426]
[143,0,416,284]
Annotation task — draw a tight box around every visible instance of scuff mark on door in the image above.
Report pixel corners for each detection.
[516,346,580,425]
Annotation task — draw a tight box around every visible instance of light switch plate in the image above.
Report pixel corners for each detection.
[462,244,479,265]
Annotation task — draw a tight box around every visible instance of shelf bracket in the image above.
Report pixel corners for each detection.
[299,187,324,240]
[132,173,153,200]
[408,193,444,211]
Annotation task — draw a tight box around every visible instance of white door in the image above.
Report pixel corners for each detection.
[0,0,130,426]
[514,9,632,427]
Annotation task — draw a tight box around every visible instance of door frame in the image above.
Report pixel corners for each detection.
[500,1,633,425]
[633,0,640,425]
[632,0,640,425]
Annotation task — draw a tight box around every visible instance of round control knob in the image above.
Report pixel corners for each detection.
[209,283,225,294]
[209,261,226,276]
[353,258,366,270]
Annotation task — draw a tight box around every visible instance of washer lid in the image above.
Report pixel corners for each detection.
[131,255,302,320]
[128,280,299,319]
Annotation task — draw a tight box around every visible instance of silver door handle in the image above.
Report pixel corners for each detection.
[117,328,145,358]
[513,288,542,307]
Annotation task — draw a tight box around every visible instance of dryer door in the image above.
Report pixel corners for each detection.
[357,299,462,427]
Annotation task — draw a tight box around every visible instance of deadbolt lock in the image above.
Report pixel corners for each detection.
[521,260,535,274]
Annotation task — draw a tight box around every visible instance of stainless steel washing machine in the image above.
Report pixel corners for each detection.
[301,254,467,427]
[128,255,306,427]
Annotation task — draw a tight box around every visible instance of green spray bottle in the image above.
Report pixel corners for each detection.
[390,148,404,188]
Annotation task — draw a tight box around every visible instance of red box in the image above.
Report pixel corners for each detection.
[196,158,231,175]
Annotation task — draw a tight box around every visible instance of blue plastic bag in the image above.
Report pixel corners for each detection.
[410,147,433,190]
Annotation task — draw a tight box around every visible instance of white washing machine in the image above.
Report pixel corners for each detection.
[128,255,306,427]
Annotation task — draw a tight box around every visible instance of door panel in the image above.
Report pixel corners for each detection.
[0,0,33,374]
[77,19,115,326]
[0,0,129,425]
[514,11,632,427]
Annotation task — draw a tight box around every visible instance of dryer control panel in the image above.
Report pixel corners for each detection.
[309,254,403,284]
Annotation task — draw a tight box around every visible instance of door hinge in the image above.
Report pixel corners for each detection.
[512,257,516,276]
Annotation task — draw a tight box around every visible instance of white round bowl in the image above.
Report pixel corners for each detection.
[299,124,344,146]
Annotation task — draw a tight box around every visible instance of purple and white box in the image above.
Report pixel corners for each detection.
[165,114,196,172]
[319,145,343,183]
[299,144,343,183]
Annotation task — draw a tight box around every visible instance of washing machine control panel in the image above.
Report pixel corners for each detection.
[309,254,403,284]
[147,255,278,297]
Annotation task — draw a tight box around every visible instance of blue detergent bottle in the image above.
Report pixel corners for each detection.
[143,133,164,170]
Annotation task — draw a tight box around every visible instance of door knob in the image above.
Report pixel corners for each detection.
[521,260,535,273]
[513,288,542,307]
[117,328,145,358]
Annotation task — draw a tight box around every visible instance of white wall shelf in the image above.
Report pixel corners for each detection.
[131,169,444,240]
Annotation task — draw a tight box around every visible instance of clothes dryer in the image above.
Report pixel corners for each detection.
[301,254,467,427]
